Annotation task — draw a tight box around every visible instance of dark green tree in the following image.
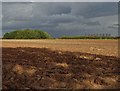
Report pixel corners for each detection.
[3,29,52,39]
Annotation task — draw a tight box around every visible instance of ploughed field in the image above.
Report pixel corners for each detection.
[2,39,120,89]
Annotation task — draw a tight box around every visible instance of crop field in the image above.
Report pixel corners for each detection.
[1,39,120,89]
[2,39,119,56]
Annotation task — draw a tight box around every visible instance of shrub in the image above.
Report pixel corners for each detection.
[3,29,52,39]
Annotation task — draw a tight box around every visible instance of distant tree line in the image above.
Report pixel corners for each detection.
[3,29,120,39]
[3,29,52,39]
[59,36,120,39]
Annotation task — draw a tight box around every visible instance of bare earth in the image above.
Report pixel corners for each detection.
[1,39,120,89]
[2,39,119,57]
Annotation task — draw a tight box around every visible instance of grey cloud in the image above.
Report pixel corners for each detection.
[2,0,31,2]
[113,24,120,27]
[2,2,118,37]
[2,2,33,21]
[47,14,83,24]
[108,23,119,29]
[82,21,100,26]
[32,3,71,16]
[2,0,119,2]
[108,26,118,29]
[0,6,1,37]
[71,2,117,18]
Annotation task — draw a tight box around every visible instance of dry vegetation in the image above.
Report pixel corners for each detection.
[2,39,118,57]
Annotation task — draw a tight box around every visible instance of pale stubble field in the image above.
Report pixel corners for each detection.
[2,39,119,57]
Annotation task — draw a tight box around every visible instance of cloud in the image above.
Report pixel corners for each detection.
[2,2,33,21]
[108,23,119,29]
[2,2,118,37]
[2,0,119,2]
[0,1,2,37]
[82,21,100,26]
[70,2,118,18]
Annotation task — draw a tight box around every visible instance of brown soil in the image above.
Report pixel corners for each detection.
[2,47,120,89]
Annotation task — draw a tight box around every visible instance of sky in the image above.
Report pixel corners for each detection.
[2,0,119,2]
[1,2,119,37]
